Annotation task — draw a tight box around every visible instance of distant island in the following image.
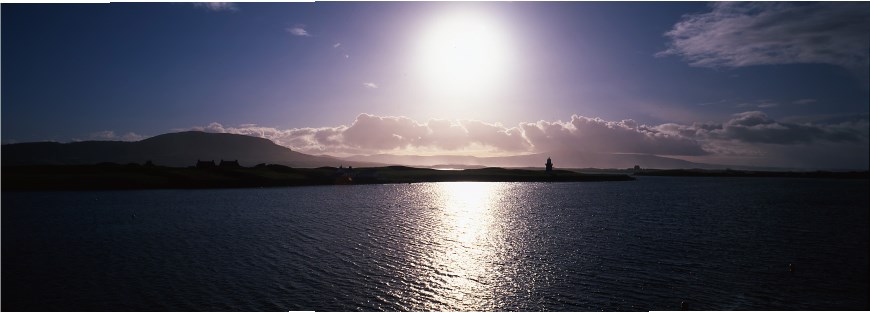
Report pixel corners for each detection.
[2,163,635,191]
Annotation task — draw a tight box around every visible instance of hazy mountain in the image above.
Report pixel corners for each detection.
[1,131,373,168]
[3,131,739,170]
[345,150,726,170]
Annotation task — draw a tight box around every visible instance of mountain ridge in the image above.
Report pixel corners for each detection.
[2,131,372,168]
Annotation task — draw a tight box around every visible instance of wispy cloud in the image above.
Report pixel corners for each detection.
[193,2,238,12]
[658,2,870,70]
[363,82,378,89]
[757,101,779,109]
[735,99,779,109]
[793,98,817,105]
[287,25,311,37]
[90,130,147,142]
[333,42,350,58]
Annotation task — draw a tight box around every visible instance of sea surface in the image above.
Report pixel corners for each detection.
[3,177,868,311]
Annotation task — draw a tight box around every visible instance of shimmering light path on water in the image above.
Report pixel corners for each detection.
[3,177,868,310]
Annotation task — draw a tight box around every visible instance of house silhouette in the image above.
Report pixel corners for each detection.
[196,160,216,168]
[219,159,241,168]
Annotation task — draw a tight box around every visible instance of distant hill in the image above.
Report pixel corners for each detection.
[344,150,727,170]
[2,131,374,168]
[3,131,758,170]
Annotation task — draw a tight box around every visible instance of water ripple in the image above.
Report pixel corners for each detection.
[2,178,868,310]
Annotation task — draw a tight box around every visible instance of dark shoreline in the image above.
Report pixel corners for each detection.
[1,164,634,191]
[633,168,869,179]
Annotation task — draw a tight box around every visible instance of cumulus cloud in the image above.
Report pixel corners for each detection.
[182,114,703,156]
[342,114,427,150]
[181,112,868,168]
[518,116,708,156]
[193,112,866,154]
[363,82,378,89]
[720,111,867,144]
[659,111,868,148]
[287,25,311,37]
[193,2,238,12]
[659,2,870,69]
[90,131,147,142]
[461,120,530,152]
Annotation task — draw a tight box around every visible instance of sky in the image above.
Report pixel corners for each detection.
[2,2,869,169]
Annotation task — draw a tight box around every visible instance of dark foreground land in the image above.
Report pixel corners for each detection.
[2,164,634,191]
[634,168,869,179]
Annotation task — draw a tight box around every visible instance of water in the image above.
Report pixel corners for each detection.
[3,177,868,311]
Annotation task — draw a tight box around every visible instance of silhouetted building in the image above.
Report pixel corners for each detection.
[219,159,241,168]
[545,157,553,172]
[335,165,356,184]
[633,165,641,171]
[196,160,216,168]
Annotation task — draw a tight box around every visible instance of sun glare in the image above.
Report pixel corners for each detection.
[416,12,512,97]
[426,182,504,308]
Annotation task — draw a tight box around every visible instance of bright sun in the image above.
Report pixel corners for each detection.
[416,12,512,96]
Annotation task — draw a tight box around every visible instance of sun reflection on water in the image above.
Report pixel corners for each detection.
[423,182,507,309]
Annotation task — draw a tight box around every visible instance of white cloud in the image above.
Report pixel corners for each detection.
[659,2,870,70]
[333,42,341,48]
[363,82,378,89]
[183,114,702,156]
[183,112,869,168]
[792,98,817,105]
[90,130,147,142]
[519,116,707,156]
[287,25,311,37]
[193,2,238,12]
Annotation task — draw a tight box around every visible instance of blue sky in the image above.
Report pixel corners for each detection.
[2,2,869,169]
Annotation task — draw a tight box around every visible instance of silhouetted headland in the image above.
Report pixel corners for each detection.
[2,163,635,191]
[0,131,377,168]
